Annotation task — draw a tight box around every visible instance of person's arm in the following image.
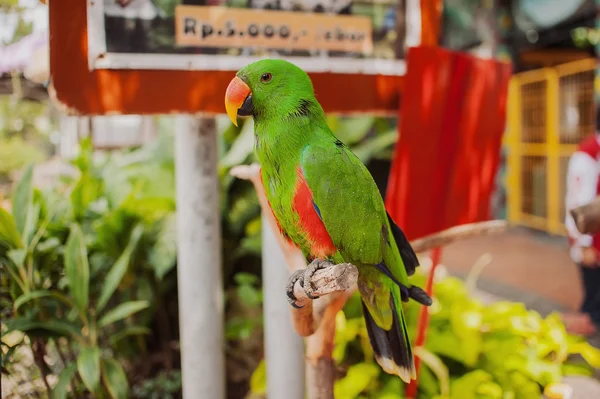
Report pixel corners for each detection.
[565,151,598,252]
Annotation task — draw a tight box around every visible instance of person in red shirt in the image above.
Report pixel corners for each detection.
[563,108,600,336]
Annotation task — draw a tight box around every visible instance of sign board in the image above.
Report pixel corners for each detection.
[50,1,440,115]
[87,0,421,75]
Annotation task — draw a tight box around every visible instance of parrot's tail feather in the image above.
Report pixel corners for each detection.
[361,294,416,383]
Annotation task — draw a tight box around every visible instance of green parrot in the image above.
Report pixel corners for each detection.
[224,59,431,383]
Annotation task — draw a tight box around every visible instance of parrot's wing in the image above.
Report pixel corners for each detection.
[386,211,419,276]
[301,140,417,383]
[300,141,408,279]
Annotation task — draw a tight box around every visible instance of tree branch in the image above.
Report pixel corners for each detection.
[291,261,358,306]
[289,261,358,337]
[570,197,600,235]
[410,220,508,253]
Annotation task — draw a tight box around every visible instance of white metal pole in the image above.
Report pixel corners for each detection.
[261,213,305,399]
[175,115,225,399]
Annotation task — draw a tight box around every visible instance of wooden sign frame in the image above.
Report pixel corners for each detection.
[49,0,442,116]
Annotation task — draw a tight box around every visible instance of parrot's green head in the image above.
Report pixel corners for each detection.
[225,59,320,126]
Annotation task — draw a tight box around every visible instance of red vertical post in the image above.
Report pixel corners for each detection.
[405,247,443,399]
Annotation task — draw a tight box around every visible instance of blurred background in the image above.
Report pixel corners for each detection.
[1,0,600,398]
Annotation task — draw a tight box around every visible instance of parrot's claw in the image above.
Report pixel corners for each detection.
[305,291,319,300]
[286,259,332,308]
[286,269,305,309]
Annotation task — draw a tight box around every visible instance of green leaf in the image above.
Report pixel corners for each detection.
[53,363,77,399]
[36,237,61,252]
[562,362,594,377]
[249,359,267,395]
[234,272,259,286]
[109,326,151,346]
[333,311,361,364]
[334,362,380,399]
[450,370,501,399]
[22,201,40,246]
[149,215,177,280]
[102,358,129,399]
[98,301,150,328]
[5,317,81,340]
[97,224,144,312]
[450,301,483,366]
[77,346,101,394]
[418,364,441,398]
[568,341,600,368]
[13,290,76,312]
[70,172,102,219]
[352,129,397,163]
[12,163,34,237]
[7,248,26,268]
[237,285,261,307]
[330,116,376,145]
[64,224,90,312]
[0,207,22,248]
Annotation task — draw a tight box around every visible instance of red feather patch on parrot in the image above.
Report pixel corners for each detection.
[292,167,337,258]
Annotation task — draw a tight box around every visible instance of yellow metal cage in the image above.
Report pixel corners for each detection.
[506,58,596,235]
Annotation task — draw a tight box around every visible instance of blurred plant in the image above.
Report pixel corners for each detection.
[249,265,600,399]
[0,97,54,186]
[1,136,179,398]
[571,27,599,49]
[1,162,151,398]
[0,0,34,44]
[0,1,53,188]
[132,369,182,399]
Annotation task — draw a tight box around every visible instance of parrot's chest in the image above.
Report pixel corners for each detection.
[261,166,336,259]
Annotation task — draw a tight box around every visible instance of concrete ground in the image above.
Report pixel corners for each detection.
[440,226,582,313]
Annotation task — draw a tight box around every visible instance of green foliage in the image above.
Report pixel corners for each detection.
[0,97,53,186]
[250,269,600,399]
[1,137,175,397]
[571,27,599,49]
[0,136,45,183]
[334,362,381,398]
[102,358,130,399]
[249,359,267,396]
[131,370,182,399]
[77,346,101,394]
[226,272,264,342]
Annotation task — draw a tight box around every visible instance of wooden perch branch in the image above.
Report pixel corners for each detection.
[570,197,600,235]
[291,262,358,306]
[411,220,508,253]
[290,261,358,337]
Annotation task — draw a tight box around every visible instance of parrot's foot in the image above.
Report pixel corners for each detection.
[286,259,333,308]
[286,269,306,309]
[302,258,330,300]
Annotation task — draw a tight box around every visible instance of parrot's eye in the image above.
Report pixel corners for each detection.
[260,73,272,83]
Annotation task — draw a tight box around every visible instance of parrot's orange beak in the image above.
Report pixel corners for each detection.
[225,76,252,127]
